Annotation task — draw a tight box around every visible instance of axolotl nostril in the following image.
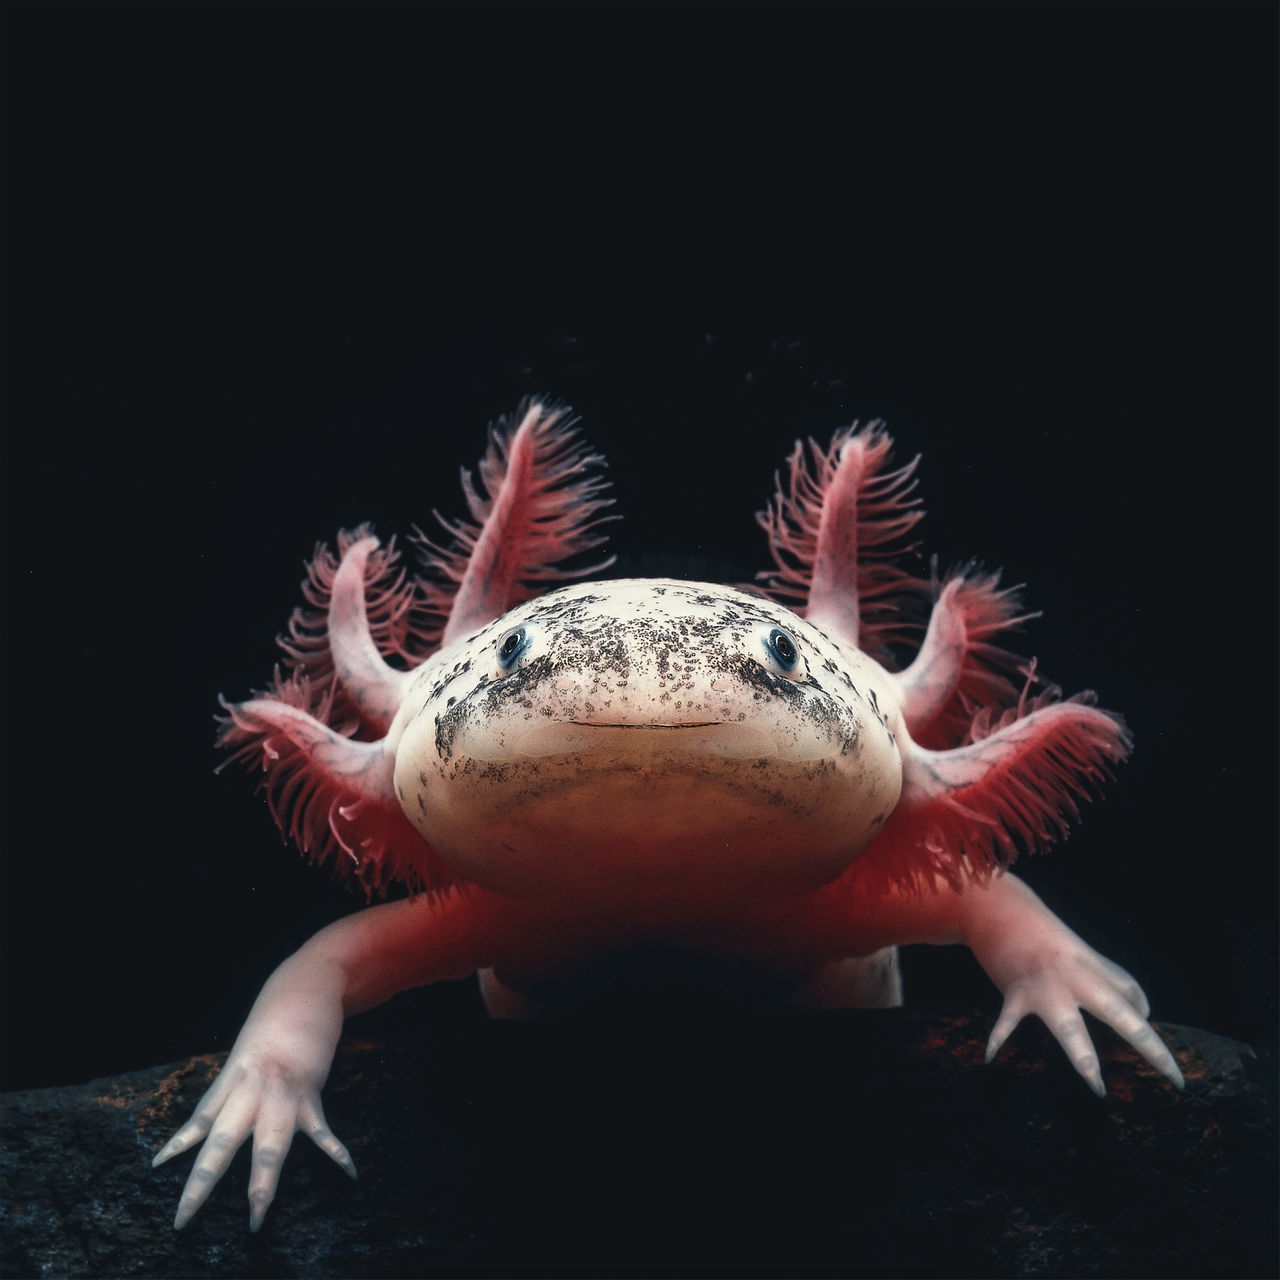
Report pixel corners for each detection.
[153,400,1184,1232]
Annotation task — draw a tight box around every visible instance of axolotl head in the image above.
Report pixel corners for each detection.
[391,579,904,911]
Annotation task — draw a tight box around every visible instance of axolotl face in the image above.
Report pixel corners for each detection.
[391,579,905,911]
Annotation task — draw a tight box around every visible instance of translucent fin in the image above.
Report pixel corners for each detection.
[756,422,926,657]
[217,672,448,897]
[853,690,1132,895]
[278,525,437,736]
[413,400,617,645]
[898,563,1038,749]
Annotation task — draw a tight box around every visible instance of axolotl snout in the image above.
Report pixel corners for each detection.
[154,402,1183,1231]
[401,580,904,910]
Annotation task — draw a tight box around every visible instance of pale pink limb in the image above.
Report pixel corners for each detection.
[961,875,1185,1094]
[811,872,1182,1095]
[153,888,510,1230]
[816,677,1176,1092]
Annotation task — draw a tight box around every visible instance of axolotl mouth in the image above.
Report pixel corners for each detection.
[396,693,901,905]
[500,718,782,760]
[574,721,721,729]
[399,725,901,907]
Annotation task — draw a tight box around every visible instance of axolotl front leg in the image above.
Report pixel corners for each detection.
[957,875,1184,1091]
[152,891,505,1231]
[813,871,1185,1094]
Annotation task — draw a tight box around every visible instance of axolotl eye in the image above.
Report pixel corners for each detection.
[496,624,535,671]
[761,626,801,674]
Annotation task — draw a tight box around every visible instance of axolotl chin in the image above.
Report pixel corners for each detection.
[154,402,1183,1231]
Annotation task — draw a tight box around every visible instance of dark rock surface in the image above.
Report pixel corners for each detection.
[2,999,1275,1278]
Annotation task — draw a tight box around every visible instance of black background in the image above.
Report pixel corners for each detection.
[2,2,1275,1095]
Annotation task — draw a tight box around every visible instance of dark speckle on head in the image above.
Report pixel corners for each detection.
[403,578,899,773]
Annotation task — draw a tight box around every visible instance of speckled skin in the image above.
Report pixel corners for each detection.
[388,577,911,1013]
[153,403,1184,1233]
[393,580,901,908]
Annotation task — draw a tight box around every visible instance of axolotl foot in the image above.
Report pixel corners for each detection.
[974,892,1185,1095]
[152,1060,357,1232]
[151,949,360,1232]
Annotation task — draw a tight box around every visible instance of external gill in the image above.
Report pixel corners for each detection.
[847,696,1131,896]
[217,682,445,896]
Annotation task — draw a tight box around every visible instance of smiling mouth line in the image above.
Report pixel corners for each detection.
[569,721,724,730]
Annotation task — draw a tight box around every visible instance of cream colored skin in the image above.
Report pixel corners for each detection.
[154,579,1183,1232]
[394,581,903,911]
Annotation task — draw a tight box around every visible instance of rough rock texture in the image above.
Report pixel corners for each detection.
[2,996,1275,1278]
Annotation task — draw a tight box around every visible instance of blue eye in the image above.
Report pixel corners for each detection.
[497,625,533,670]
[763,627,799,672]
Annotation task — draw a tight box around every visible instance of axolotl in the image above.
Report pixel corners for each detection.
[154,401,1183,1231]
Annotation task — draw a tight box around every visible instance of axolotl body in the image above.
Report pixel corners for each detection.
[154,402,1183,1231]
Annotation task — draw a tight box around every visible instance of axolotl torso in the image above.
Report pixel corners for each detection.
[155,403,1182,1231]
